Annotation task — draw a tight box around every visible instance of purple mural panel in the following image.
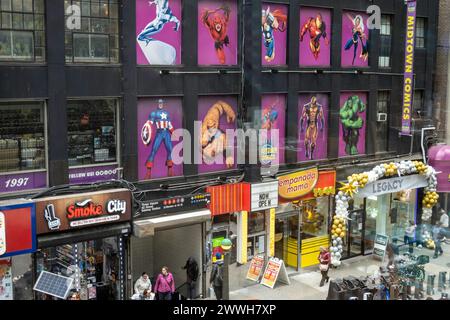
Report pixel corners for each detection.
[341,11,370,68]
[136,0,182,65]
[261,2,288,66]
[198,0,238,66]
[0,171,47,193]
[260,94,286,166]
[198,96,237,174]
[297,94,329,162]
[138,98,184,180]
[299,7,331,67]
[338,92,367,157]
[69,165,119,184]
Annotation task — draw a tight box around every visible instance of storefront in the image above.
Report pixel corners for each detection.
[33,188,132,300]
[275,168,336,271]
[0,201,36,300]
[132,193,211,299]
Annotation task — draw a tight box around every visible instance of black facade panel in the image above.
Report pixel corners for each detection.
[0,67,48,99]
[66,67,122,97]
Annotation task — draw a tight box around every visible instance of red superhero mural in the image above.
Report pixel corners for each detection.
[200,5,231,65]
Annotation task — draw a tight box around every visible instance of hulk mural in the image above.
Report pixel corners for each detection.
[338,94,366,156]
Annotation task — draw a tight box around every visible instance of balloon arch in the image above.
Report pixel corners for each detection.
[330,160,438,267]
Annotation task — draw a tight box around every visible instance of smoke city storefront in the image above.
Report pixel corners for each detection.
[33,189,132,300]
[275,168,336,271]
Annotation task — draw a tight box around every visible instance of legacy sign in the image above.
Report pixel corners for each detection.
[357,174,428,198]
[251,181,278,211]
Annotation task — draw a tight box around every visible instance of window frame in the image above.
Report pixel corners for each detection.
[378,14,393,69]
[415,17,426,49]
[375,90,391,153]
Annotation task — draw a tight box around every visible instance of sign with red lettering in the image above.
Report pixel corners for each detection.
[35,189,131,235]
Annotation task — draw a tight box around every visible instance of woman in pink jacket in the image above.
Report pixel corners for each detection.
[154,266,175,300]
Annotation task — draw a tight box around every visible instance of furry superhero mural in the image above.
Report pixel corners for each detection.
[200,5,231,65]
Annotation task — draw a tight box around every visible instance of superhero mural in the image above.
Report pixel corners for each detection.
[341,11,370,67]
[198,96,237,174]
[298,94,329,162]
[198,0,238,66]
[261,3,288,66]
[260,94,286,166]
[338,92,367,157]
[299,7,331,67]
[136,0,182,65]
[138,98,183,180]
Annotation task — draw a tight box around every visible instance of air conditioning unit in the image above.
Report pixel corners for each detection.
[377,113,388,122]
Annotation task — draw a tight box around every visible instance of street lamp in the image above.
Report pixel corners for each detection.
[221,238,232,300]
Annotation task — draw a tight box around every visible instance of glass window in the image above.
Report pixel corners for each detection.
[67,99,118,167]
[0,0,46,61]
[0,102,46,173]
[300,197,329,239]
[415,18,426,49]
[247,235,265,260]
[65,0,119,63]
[376,91,390,153]
[379,15,392,68]
[34,237,125,300]
[11,254,33,300]
[413,90,424,118]
[248,211,265,235]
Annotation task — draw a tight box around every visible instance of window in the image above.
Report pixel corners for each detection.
[64,0,119,63]
[376,91,390,152]
[415,18,426,49]
[67,99,118,167]
[378,15,392,68]
[247,211,266,259]
[413,90,424,117]
[0,102,46,173]
[0,0,45,61]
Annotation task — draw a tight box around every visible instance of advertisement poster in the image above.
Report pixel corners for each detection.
[246,255,265,281]
[338,92,367,157]
[138,98,183,181]
[261,2,288,66]
[212,236,224,263]
[198,96,237,174]
[299,7,331,67]
[136,0,182,65]
[0,259,13,300]
[260,94,286,166]
[0,171,46,194]
[341,11,370,67]
[198,0,238,65]
[260,257,289,288]
[298,94,328,161]
[69,165,119,184]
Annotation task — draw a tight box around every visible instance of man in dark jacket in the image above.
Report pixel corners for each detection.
[182,256,199,299]
[210,253,224,300]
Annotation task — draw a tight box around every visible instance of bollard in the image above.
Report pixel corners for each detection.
[427,274,436,296]
[414,280,424,299]
[438,271,447,292]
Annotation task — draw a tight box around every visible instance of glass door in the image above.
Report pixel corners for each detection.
[344,209,365,258]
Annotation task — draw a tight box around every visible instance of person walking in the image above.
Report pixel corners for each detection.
[134,272,152,296]
[210,253,224,300]
[439,210,449,241]
[182,256,199,300]
[318,246,331,287]
[404,220,416,254]
[154,266,175,300]
[432,222,444,258]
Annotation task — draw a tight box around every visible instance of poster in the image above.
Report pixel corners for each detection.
[136,0,182,65]
[198,0,238,65]
[260,94,286,166]
[299,7,331,67]
[212,236,224,263]
[341,11,370,67]
[137,98,183,180]
[373,234,389,261]
[298,94,328,161]
[261,2,288,66]
[338,92,367,157]
[246,255,265,281]
[198,96,237,174]
[260,257,289,288]
[0,259,13,300]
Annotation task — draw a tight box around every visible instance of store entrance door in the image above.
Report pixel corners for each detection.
[275,213,299,271]
[344,209,365,258]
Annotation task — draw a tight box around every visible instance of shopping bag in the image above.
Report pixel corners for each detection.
[149,292,155,300]
[319,264,329,272]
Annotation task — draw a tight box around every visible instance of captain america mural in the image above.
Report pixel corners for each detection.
[138,98,183,180]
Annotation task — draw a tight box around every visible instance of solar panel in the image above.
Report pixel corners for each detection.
[33,271,74,300]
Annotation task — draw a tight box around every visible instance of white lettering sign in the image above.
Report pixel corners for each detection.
[251,181,278,211]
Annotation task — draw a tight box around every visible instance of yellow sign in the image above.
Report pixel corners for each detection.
[278,168,319,200]
[246,255,265,282]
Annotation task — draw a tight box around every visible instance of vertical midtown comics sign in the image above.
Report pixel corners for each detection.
[401,0,417,135]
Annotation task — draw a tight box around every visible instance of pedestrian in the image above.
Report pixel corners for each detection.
[439,210,449,241]
[154,266,175,300]
[134,272,152,296]
[210,253,224,300]
[432,222,444,259]
[182,256,199,300]
[318,246,331,287]
[404,220,416,254]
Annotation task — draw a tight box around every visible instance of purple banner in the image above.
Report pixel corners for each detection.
[298,94,329,161]
[401,0,417,135]
[261,2,288,66]
[198,0,238,66]
[69,165,119,184]
[260,94,286,166]
[136,0,182,65]
[341,11,370,67]
[0,171,47,193]
[299,7,331,67]
[338,92,367,157]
